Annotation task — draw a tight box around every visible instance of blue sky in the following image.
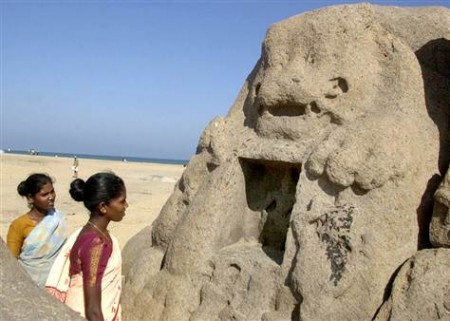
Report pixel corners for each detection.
[1,1,448,160]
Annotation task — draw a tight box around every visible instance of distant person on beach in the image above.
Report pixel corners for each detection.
[6,173,68,287]
[46,172,127,321]
[72,156,79,178]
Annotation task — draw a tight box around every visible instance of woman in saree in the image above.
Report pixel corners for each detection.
[6,173,67,287]
[46,172,127,321]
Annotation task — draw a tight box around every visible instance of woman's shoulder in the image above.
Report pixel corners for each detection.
[72,230,113,263]
[74,230,112,251]
[10,213,34,228]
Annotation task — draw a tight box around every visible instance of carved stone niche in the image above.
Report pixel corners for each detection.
[240,158,301,264]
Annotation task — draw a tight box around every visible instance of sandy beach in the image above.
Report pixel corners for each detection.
[0,153,185,249]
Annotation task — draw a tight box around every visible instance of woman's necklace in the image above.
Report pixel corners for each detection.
[87,221,109,240]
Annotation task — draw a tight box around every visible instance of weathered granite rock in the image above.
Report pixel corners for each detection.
[123,3,449,321]
[373,249,450,321]
[0,238,85,321]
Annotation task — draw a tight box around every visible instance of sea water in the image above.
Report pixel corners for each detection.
[4,149,188,166]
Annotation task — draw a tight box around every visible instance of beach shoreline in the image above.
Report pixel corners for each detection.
[2,149,188,165]
[0,153,184,248]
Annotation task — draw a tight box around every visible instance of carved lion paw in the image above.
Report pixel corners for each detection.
[305,116,412,190]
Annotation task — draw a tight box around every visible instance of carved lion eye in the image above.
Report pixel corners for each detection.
[325,77,349,99]
[331,77,349,93]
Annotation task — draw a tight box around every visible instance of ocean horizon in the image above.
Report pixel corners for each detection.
[2,149,188,166]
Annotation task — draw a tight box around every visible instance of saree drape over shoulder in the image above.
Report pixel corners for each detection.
[45,228,122,321]
[18,209,67,287]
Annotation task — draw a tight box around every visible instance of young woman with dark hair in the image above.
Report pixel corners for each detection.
[7,173,67,287]
[46,172,128,321]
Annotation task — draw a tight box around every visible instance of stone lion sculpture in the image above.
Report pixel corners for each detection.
[122,4,449,321]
